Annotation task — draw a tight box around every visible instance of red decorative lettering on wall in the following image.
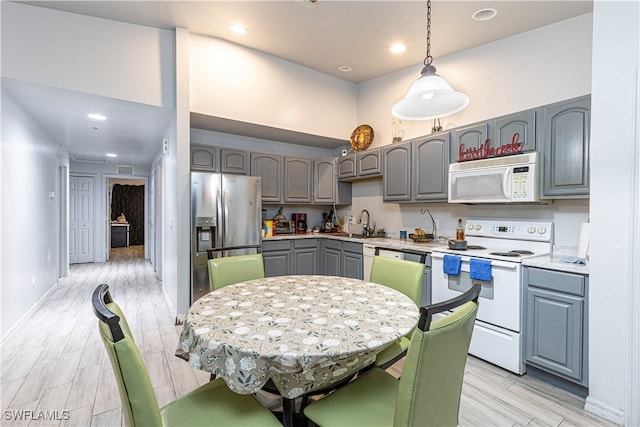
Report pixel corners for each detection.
[458,133,524,161]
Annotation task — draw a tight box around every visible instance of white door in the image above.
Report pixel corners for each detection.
[69,175,94,264]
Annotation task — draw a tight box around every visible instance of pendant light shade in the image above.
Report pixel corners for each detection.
[392,0,469,121]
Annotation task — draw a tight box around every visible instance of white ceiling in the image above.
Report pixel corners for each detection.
[5,0,593,168]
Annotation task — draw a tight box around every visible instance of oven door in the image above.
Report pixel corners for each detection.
[431,252,521,332]
[448,166,512,203]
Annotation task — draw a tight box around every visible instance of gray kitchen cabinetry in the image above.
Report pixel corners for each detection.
[220,148,249,175]
[250,153,283,203]
[323,239,342,276]
[451,123,489,163]
[412,132,450,202]
[190,144,218,171]
[262,240,291,277]
[383,142,412,202]
[494,110,537,154]
[342,241,363,279]
[284,157,313,203]
[525,267,588,393]
[293,239,319,275]
[338,149,383,181]
[313,159,352,205]
[541,96,591,199]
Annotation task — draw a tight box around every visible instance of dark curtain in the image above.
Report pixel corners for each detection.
[111,184,144,246]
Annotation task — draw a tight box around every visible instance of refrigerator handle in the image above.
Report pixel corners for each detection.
[223,190,230,253]
[216,189,223,251]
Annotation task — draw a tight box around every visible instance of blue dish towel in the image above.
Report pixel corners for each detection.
[470,258,492,281]
[443,255,462,276]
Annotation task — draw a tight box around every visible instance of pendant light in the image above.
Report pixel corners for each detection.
[392,0,469,121]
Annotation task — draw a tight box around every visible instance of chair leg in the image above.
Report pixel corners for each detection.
[282,397,295,427]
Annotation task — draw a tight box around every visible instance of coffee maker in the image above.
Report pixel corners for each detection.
[292,213,307,234]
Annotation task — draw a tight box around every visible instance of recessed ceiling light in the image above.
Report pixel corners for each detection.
[337,65,352,73]
[472,8,497,22]
[229,24,248,34]
[390,43,406,53]
[88,113,107,120]
[106,153,117,158]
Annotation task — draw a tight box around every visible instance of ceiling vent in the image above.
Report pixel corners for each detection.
[70,153,107,164]
[291,0,319,9]
[117,165,135,176]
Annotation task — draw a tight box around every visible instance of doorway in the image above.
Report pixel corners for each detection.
[107,177,146,261]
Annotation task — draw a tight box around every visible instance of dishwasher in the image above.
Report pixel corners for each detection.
[363,244,402,281]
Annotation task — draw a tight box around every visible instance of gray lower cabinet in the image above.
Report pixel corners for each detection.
[284,157,312,203]
[293,239,318,275]
[383,142,412,201]
[412,133,450,202]
[191,144,218,171]
[262,240,291,277]
[220,148,248,174]
[342,241,363,279]
[323,240,342,276]
[313,159,352,205]
[251,153,283,203]
[525,267,588,389]
[541,96,591,198]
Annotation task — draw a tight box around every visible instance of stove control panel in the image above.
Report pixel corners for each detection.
[464,219,553,242]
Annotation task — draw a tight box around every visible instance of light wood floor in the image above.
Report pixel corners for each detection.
[1,253,618,427]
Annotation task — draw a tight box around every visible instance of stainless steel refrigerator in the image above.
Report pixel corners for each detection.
[191,172,262,303]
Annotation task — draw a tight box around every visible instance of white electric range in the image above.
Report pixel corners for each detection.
[431,219,553,375]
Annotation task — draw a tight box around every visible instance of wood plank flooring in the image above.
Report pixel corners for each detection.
[0,252,618,427]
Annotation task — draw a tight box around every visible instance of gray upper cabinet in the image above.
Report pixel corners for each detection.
[314,159,352,205]
[250,153,283,203]
[357,148,383,177]
[284,157,312,203]
[494,110,537,154]
[541,96,591,198]
[452,123,489,163]
[337,154,356,180]
[383,142,412,201]
[190,144,218,171]
[220,148,248,175]
[412,132,450,202]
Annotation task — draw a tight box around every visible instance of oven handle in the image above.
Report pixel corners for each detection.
[431,252,519,269]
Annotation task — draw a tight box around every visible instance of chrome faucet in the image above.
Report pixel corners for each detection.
[357,209,371,236]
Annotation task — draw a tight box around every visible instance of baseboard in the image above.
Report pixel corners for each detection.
[585,396,624,425]
[1,281,59,343]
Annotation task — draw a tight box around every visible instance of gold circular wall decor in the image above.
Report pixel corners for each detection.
[350,124,374,151]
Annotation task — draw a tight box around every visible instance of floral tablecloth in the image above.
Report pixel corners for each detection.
[175,275,419,399]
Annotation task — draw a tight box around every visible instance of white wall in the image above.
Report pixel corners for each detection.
[1,2,175,108]
[189,34,358,140]
[587,1,640,424]
[1,90,69,338]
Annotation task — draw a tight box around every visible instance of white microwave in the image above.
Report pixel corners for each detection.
[448,152,540,203]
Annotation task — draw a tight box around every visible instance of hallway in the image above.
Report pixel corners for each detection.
[0,256,615,426]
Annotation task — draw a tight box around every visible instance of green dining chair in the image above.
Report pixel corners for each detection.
[207,253,265,291]
[369,253,425,369]
[303,283,481,427]
[91,284,281,427]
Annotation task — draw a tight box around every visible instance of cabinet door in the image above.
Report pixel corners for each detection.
[220,149,248,175]
[526,287,584,383]
[324,248,341,276]
[342,242,363,279]
[338,154,356,180]
[357,149,383,177]
[494,110,537,154]
[542,96,590,198]
[251,153,282,203]
[284,157,312,203]
[383,143,412,201]
[314,159,337,204]
[412,133,450,201]
[191,145,218,171]
[294,248,318,275]
[452,123,489,162]
[262,240,292,277]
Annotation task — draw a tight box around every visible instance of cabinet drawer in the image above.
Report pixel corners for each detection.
[294,239,317,249]
[528,268,585,296]
[324,239,342,251]
[262,240,291,252]
[343,242,362,254]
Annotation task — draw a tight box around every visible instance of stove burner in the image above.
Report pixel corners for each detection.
[467,245,486,250]
[511,249,534,255]
[489,251,522,257]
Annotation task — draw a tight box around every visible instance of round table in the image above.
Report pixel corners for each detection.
[175,275,419,399]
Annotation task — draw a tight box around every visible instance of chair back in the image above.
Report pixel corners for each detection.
[370,256,425,305]
[208,253,265,291]
[92,284,162,427]
[394,284,481,427]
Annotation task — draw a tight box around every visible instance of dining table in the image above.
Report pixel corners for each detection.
[175,274,419,426]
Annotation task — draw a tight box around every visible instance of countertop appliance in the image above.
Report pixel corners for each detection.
[293,213,307,234]
[274,220,294,235]
[431,219,553,374]
[448,152,540,204]
[191,172,262,303]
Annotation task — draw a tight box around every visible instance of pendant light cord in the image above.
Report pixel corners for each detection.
[424,0,433,67]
